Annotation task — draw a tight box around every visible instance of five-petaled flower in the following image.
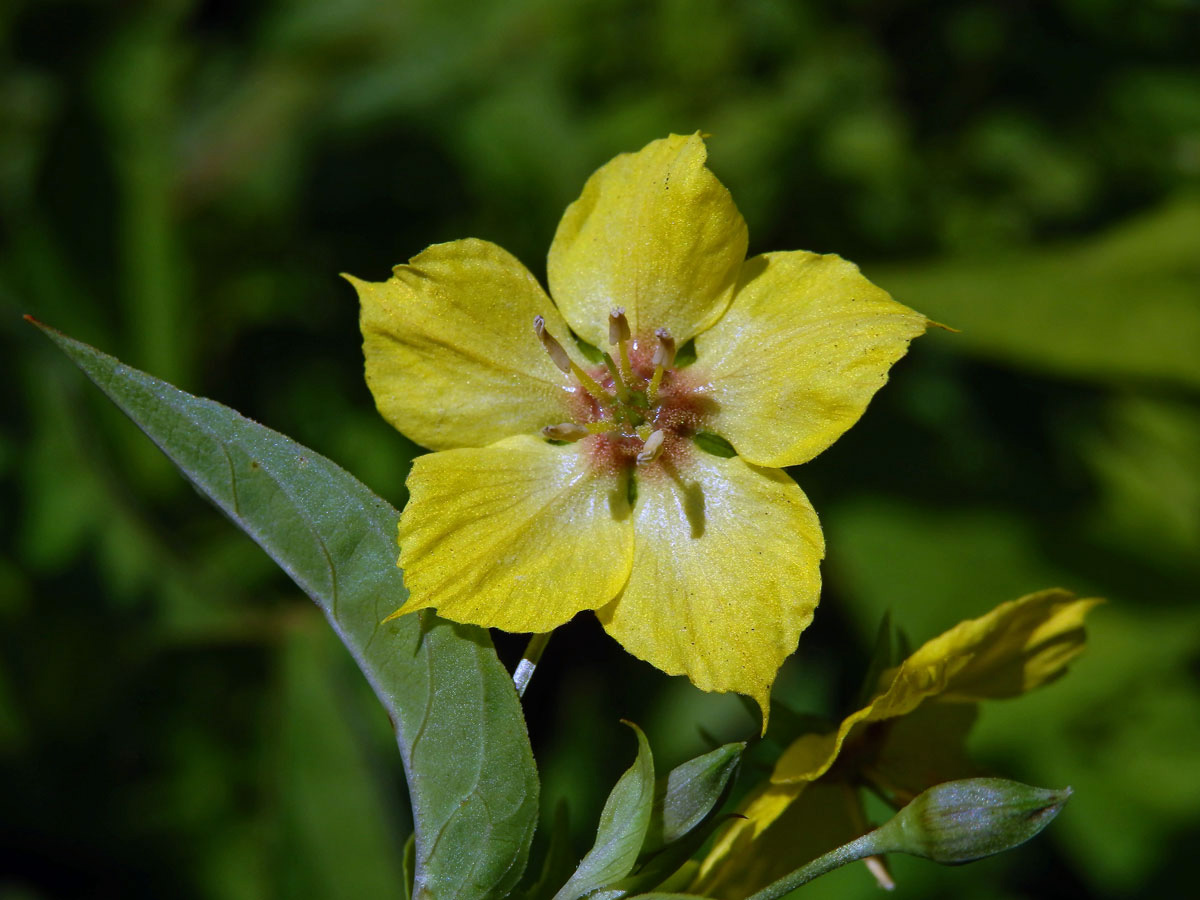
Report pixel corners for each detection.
[691,588,1101,898]
[347,133,929,722]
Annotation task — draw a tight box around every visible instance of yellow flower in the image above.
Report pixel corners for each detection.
[692,588,1102,898]
[346,133,928,720]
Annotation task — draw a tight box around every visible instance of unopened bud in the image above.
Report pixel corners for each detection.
[872,778,1071,865]
[652,328,676,369]
[609,307,631,344]
[534,316,572,374]
[542,423,589,442]
[637,429,665,465]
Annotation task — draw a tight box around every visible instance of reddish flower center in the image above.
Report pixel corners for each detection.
[533,310,709,473]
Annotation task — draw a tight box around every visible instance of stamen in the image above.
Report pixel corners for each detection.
[647,327,675,404]
[652,327,676,368]
[542,423,589,442]
[533,315,611,405]
[533,315,571,374]
[636,429,665,465]
[608,307,631,344]
[609,307,636,390]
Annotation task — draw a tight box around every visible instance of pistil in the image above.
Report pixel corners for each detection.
[533,314,694,471]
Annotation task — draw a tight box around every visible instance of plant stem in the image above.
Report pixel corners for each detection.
[743,832,884,900]
[513,631,552,698]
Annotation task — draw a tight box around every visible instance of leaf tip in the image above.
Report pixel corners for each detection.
[927,318,961,333]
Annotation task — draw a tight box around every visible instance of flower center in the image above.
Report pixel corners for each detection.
[534,309,699,468]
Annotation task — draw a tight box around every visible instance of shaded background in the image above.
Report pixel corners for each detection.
[3,0,1199,897]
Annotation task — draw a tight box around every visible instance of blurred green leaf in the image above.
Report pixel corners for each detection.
[276,623,408,898]
[31,320,539,900]
[1081,394,1200,571]
[403,833,417,900]
[854,611,895,708]
[973,604,1200,891]
[553,722,655,900]
[875,197,1200,387]
[827,499,1071,643]
[521,801,574,900]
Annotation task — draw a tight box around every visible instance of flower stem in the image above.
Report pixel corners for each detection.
[843,782,895,889]
[513,631,553,698]
[743,832,883,900]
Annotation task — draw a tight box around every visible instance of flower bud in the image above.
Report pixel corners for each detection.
[872,777,1071,865]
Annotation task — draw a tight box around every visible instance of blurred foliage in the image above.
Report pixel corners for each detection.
[2,0,1198,897]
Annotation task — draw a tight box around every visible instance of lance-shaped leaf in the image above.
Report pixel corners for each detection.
[607,742,746,898]
[552,723,655,900]
[643,742,745,855]
[30,320,539,900]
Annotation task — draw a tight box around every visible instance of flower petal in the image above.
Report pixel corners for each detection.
[694,251,929,468]
[596,452,823,727]
[351,238,585,451]
[395,435,634,632]
[771,589,1101,784]
[867,702,982,804]
[929,588,1103,702]
[691,781,858,900]
[548,134,748,348]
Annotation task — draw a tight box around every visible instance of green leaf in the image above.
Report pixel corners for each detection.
[874,197,1200,388]
[276,624,409,898]
[609,743,744,898]
[552,722,655,900]
[403,833,417,900]
[521,801,575,900]
[643,742,745,855]
[853,611,894,708]
[31,320,538,900]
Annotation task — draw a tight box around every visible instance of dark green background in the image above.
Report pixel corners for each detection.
[3,1,1198,897]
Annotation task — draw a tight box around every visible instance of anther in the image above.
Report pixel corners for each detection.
[608,307,631,344]
[647,327,675,404]
[542,423,589,442]
[652,327,676,369]
[533,316,572,374]
[609,306,636,390]
[636,429,665,465]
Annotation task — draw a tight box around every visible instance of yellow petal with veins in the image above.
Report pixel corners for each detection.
[695,251,929,468]
[395,435,634,632]
[548,134,748,348]
[695,590,1097,894]
[597,452,823,729]
[771,589,1102,785]
[865,701,981,804]
[351,238,585,452]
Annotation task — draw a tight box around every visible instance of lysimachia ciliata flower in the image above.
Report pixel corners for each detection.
[346,134,929,721]
[692,588,1101,897]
